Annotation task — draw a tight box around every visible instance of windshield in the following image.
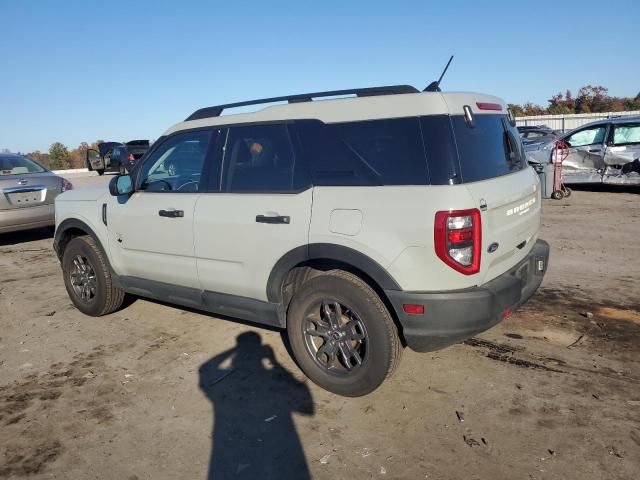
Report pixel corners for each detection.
[0,155,47,175]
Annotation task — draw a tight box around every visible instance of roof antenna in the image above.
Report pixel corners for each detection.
[424,55,454,92]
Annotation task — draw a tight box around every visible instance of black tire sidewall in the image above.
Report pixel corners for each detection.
[287,273,394,396]
[62,237,108,316]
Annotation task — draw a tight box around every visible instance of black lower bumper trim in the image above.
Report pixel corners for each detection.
[385,239,550,352]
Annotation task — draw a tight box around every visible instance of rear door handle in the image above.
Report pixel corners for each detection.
[256,215,290,224]
[588,148,601,153]
[159,209,184,218]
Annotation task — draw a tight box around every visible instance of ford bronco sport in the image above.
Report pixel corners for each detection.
[54,85,549,396]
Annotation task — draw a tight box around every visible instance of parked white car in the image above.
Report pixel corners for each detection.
[54,85,549,396]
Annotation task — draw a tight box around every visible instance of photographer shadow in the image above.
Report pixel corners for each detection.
[199,332,314,480]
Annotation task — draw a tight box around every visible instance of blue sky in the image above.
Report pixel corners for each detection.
[1,0,638,153]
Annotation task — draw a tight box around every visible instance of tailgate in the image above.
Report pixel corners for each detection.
[464,168,541,285]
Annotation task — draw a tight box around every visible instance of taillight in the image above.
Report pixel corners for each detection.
[128,154,135,163]
[61,178,73,192]
[434,209,481,275]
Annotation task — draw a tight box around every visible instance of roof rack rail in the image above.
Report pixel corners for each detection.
[185,84,420,121]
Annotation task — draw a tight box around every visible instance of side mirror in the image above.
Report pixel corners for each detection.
[109,175,133,196]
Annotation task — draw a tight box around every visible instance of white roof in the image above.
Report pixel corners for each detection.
[165,91,506,136]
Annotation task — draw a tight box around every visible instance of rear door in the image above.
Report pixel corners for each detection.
[442,112,541,284]
[194,122,312,301]
[106,129,215,289]
[604,122,640,176]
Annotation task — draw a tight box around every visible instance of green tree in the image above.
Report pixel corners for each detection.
[48,142,71,170]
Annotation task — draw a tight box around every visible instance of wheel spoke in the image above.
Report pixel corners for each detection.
[305,322,330,338]
[316,341,337,368]
[343,319,365,341]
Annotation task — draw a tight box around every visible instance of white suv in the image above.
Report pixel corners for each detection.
[54,85,549,396]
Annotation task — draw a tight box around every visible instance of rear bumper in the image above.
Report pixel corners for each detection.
[0,204,55,233]
[385,239,550,352]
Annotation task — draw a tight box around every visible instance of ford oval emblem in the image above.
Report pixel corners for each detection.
[488,242,499,253]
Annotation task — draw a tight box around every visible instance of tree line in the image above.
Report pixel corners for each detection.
[509,85,640,117]
[8,141,103,170]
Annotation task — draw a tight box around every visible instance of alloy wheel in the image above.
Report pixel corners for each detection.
[303,299,368,375]
[69,255,97,303]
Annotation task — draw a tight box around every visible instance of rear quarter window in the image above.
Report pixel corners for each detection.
[295,118,429,186]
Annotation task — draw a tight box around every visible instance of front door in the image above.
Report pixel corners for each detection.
[107,129,215,289]
[194,123,313,301]
[562,124,608,182]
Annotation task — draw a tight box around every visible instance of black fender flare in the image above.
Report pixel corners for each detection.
[53,219,120,286]
[266,243,401,303]
[53,218,101,257]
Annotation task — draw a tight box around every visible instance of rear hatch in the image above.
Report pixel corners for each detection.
[438,96,541,285]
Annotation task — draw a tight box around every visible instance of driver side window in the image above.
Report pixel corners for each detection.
[566,126,606,147]
[138,130,212,192]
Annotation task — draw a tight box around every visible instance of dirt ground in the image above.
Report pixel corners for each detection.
[1,176,639,479]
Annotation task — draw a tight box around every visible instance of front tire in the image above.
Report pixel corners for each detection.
[287,270,402,396]
[551,190,564,200]
[119,164,127,175]
[96,169,105,176]
[62,236,125,316]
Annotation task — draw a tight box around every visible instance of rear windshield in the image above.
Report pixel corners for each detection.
[293,114,527,186]
[0,155,46,175]
[449,114,526,183]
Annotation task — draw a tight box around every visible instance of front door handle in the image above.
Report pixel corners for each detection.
[588,148,601,153]
[159,209,184,218]
[256,214,290,224]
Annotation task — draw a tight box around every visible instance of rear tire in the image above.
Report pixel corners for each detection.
[551,190,564,200]
[62,236,125,316]
[286,270,402,397]
[119,164,126,175]
[563,187,572,198]
[96,169,105,176]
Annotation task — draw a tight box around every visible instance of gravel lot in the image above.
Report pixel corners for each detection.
[1,174,639,479]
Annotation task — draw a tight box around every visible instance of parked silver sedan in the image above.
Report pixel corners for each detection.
[0,153,73,234]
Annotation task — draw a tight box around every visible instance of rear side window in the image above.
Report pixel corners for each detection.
[612,124,640,146]
[450,114,526,183]
[222,124,307,192]
[296,118,429,185]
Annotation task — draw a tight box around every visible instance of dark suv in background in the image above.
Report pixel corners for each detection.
[87,140,150,175]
